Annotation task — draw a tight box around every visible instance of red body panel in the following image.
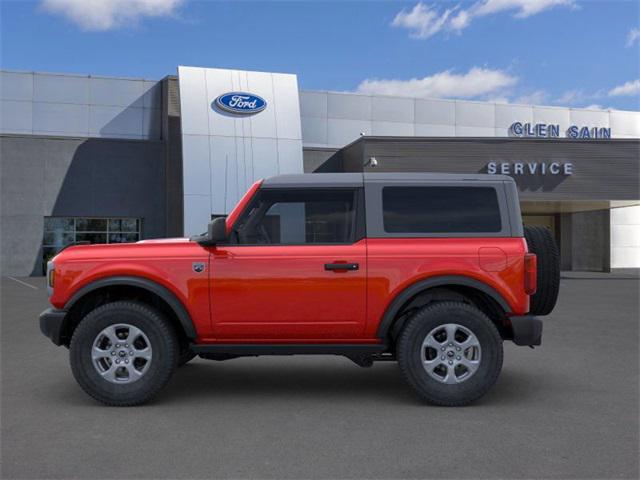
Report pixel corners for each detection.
[364,237,529,338]
[50,240,213,341]
[205,240,368,343]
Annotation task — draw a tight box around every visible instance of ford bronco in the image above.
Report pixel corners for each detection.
[39,173,560,406]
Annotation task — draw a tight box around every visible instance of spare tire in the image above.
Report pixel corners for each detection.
[524,225,560,315]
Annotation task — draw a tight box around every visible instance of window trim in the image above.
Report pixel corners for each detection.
[223,187,364,247]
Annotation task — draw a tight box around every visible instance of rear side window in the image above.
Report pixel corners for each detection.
[382,186,502,233]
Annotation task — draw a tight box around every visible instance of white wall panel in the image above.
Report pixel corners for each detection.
[184,194,212,236]
[371,121,414,136]
[327,118,371,146]
[570,108,609,128]
[611,205,640,268]
[532,107,571,133]
[179,66,303,233]
[0,100,32,133]
[455,126,495,137]
[414,99,456,126]
[495,104,533,128]
[1,71,33,101]
[34,74,89,104]
[245,71,278,139]
[90,78,144,107]
[299,91,327,118]
[610,110,640,137]
[89,105,143,137]
[327,93,371,120]
[182,135,211,195]
[414,123,455,136]
[301,116,328,144]
[456,102,494,127]
[178,67,209,136]
[372,96,414,123]
[33,102,89,135]
[273,73,302,140]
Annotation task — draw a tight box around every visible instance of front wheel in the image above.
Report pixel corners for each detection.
[69,301,179,406]
[397,301,503,406]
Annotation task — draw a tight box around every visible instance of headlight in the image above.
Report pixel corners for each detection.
[47,261,55,296]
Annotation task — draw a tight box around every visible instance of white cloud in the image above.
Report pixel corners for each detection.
[515,90,548,105]
[356,67,518,99]
[608,79,640,97]
[391,3,457,39]
[40,0,184,31]
[627,28,640,47]
[583,104,605,110]
[392,1,576,39]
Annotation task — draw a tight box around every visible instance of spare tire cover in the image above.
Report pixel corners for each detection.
[524,225,560,316]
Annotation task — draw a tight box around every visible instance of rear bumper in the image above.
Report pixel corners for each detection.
[39,308,68,346]
[509,315,543,346]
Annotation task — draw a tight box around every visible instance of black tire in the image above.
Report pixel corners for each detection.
[397,302,503,406]
[177,349,197,367]
[524,225,560,315]
[69,301,179,406]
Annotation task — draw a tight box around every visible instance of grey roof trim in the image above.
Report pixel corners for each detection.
[262,172,515,187]
[262,173,364,188]
[363,172,515,183]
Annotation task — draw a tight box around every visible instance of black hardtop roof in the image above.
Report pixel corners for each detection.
[262,172,514,188]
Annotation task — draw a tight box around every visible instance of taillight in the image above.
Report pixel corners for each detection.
[524,253,537,295]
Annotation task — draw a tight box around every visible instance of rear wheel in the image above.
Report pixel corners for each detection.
[524,225,560,315]
[69,301,178,406]
[397,302,503,406]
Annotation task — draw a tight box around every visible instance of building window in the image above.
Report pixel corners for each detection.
[382,186,502,234]
[42,217,141,273]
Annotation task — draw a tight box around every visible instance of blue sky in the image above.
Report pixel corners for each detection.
[1,0,639,110]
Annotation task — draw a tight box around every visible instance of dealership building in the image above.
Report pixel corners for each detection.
[1,66,639,276]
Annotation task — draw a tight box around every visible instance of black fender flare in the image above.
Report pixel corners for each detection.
[376,275,511,339]
[65,276,197,339]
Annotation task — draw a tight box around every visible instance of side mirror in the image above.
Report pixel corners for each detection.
[191,217,227,246]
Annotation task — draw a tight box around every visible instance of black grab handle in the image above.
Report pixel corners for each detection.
[324,263,359,271]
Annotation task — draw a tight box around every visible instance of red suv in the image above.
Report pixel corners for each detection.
[40,173,559,406]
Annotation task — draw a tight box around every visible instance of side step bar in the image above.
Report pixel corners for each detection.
[190,343,391,367]
[190,343,387,356]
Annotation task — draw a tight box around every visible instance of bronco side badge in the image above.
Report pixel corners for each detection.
[192,262,205,273]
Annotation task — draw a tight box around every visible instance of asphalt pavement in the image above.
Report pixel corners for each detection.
[1,274,638,479]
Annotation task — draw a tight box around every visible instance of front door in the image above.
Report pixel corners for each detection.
[210,188,367,341]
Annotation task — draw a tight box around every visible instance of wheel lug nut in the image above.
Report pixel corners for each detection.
[456,356,461,360]
[115,359,120,364]
[440,356,445,360]
[448,360,453,365]
[441,347,445,351]
[456,347,461,351]
[125,344,129,348]
[115,344,120,348]
[111,351,115,356]
[129,351,134,355]
[448,343,453,347]
[125,359,129,364]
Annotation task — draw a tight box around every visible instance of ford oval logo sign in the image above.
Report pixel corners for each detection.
[214,92,266,115]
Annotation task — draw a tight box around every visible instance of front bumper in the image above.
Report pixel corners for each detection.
[509,315,543,346]
[39,308,68,346]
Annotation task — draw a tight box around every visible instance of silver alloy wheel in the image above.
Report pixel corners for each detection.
[421,323,481,384]
[91,323,152,384]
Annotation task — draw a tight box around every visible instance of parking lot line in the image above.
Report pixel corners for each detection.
[7,276,39,290]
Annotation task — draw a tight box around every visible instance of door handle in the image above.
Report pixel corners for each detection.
[324,263,359,271]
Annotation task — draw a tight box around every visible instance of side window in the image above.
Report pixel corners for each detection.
[382,186,502,234]
[233,189,357,245]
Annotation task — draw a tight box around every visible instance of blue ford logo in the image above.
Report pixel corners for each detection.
[214,92,266,115]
